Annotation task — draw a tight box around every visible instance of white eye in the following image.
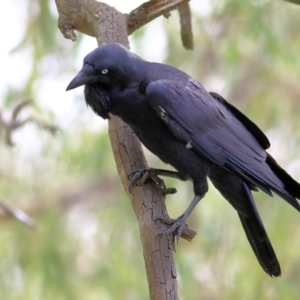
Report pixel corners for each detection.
[101,69,108,74]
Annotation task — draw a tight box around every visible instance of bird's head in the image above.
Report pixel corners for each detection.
[66,43,140,91]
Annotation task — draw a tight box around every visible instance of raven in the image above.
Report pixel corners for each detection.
[66,43,300,277]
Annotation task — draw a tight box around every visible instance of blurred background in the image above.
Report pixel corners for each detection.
[1,0,300,299]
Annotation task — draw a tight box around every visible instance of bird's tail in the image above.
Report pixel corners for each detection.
[210,171,281,276]
[239,182,281,277]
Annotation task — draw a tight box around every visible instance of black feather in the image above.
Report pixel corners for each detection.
[209,92,271,150]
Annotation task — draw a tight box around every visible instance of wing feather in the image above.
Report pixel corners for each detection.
[145,79,300,208]
[147,79,266,164]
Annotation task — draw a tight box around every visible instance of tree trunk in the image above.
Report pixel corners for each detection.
[55,1,194,299]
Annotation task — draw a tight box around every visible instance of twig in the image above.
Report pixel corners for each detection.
[178,2,193,49]
[0,100,58,146]
[0,198,36,229]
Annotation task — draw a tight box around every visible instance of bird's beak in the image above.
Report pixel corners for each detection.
[66,64,97,91]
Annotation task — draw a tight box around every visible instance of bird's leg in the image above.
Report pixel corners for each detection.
[158,195,203,242]
[128,168,185,195]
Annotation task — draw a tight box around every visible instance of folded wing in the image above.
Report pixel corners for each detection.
[146,79,300,210]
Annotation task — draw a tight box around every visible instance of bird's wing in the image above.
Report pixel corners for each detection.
[209,92,270,150]
[145,78,285,197]
[146,79,266,164]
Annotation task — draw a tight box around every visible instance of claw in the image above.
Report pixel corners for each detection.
[156,216,197,243]
[156,215,189,243]
[128,169,151,193]
[128,168,176,195]
[154,216,175,225]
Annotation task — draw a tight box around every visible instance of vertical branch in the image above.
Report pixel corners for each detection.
[55,0,193,299]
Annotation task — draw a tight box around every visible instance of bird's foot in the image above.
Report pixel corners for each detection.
[157,195,201,242]
[128,168,177,195]
[157,214,189,243]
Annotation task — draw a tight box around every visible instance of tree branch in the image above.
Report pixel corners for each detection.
[283,0,300,5]
[0,100,58,146]
[56,0,129,45]
[55,0,196,298]
[127,0,190,35]
[56,0,193,48]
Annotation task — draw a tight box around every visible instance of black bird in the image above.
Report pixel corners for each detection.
[66,43,300,277]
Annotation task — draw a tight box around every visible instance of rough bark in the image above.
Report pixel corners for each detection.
[55,1,195,299]
[127,0,189,35]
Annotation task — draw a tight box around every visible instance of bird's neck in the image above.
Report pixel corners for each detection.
[84,83,111,119]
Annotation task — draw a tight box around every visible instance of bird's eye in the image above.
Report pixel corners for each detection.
[101,69,108,74]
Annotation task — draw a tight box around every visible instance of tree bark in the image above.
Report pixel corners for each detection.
[127,0,189,35]
[55,1,195,299]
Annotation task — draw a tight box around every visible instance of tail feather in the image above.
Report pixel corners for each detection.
[240,182,281,277]
[210,170,281,276]
[226,152,300,212]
